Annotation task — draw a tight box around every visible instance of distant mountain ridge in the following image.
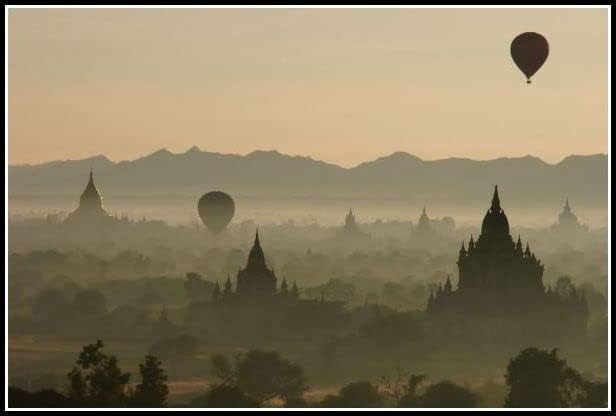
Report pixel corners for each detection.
[8,148,608,206]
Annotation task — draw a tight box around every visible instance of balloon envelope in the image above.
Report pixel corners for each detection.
[198,191,235,234]
[510,32,549,83]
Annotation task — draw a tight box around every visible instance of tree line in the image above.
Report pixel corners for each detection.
[8,342,607,408]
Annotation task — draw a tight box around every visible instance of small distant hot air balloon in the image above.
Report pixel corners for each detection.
[510,32,549,84]
[198,191,235,234]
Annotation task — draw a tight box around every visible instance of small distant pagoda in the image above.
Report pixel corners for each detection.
[336,209,370,239]
[552,199,587,233]
[64,170,112,224]
[414,207,433,236]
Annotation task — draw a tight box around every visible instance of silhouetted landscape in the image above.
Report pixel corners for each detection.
[7,165,608,408]
[7,6,609,410]
[9,150,608,227]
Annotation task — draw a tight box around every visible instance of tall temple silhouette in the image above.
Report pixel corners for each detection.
[235,229,278,296]
[428,186,587,339]
[455,185,543,291]
[64,170,111,224]
[218,229,301,300]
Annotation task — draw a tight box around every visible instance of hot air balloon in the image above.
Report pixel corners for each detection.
[510,32,549,84]
[198,191,235,234]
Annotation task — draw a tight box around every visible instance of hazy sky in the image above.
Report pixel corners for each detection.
[8,7,608,167]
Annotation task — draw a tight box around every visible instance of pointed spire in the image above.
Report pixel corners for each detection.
[224,274,232,295]
[468,235,475,250]
[280,276,288,294]
[524,242,531,257]
[86,169,97,191]
[491,185,501,211]
[254,228,260,247]
[213,280,221,301]
[459,241,467,257]
[444,275,452,293]
[79,168,103,210]
[516,235,523,253]
[564,198,571,213]
[247,228,266,269]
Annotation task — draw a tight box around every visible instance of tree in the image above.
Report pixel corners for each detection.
[148,335,200,361]
[320,381,384,408]
[291,281,300,298]
[580,380,608,408]
[184,272,211,300]
[505,348,566,407]
[32,287,72,321]
[223,275,233,297]
[204,384,258,408]
[212,281,221,302]
[210,350,308,406]
[236,350,307,404]
[73,289,107,317]
[380,365,413,405]
[555,276,577,299]
[280,277,289,296]
[397,374,427,407]
[132,355,169,407]
[66,340,131,407]
[211,353,235,385]
[419,381,478,408]
[9,387,70,408]
[504,347,599,408]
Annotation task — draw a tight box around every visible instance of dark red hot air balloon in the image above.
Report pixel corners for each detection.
[198,191,235,234]
[510,32,549,84]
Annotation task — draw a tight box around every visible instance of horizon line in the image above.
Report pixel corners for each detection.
[8,147,608,170]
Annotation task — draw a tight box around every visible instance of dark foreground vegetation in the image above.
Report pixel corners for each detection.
[8,341,607,408]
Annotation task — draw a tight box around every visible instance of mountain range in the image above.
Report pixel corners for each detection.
[8,148,608,207]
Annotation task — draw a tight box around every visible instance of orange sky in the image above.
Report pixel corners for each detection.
[8,7,609,167]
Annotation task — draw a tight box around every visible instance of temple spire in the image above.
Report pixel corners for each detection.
[280,276,288,294]
[247,228,266,269]
[491,185,501,211]
[224,274,232,296]
[444,275,452,293]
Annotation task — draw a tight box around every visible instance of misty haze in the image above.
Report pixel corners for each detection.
[6,6,609,411]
